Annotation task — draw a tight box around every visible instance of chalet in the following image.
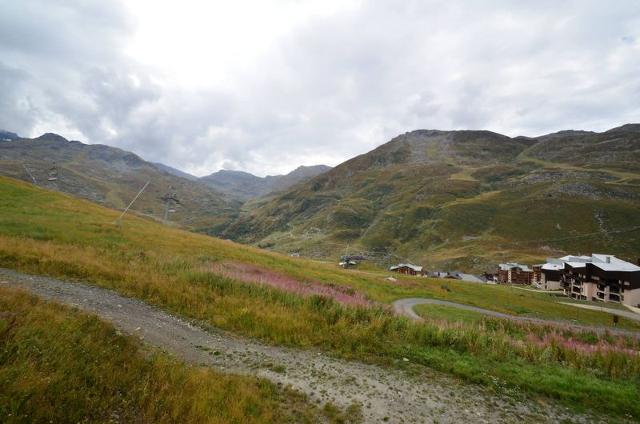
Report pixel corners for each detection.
[532,255,589,290]
[497,263,533,284]
[389,263,424,276]
[562,254,640,307]
[533,259,565,290]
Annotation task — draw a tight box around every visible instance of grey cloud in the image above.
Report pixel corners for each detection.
[1,0,639,176]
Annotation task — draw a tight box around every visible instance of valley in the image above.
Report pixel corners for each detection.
[3,125,638,275]
[4,3,638,422]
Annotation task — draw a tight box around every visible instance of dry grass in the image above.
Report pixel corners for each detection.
[0,286,338,423]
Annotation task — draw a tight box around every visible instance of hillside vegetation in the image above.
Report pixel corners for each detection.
[0,133,239,232]
[0,286,332,423]
[0,176,639,419]
[224,125,640,271]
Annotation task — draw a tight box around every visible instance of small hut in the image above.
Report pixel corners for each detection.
[389,263,424,276]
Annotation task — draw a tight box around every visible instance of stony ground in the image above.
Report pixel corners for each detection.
[0,268,608,423]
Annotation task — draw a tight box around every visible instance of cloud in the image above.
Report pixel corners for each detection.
[1,0,639,176]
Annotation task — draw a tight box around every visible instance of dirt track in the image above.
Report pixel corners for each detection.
[0,268,600,423]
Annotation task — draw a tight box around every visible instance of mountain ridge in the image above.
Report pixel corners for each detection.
[200,164,331,201]
[222,124,640,271]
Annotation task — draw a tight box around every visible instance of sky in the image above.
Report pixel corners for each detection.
[1,0,639,177]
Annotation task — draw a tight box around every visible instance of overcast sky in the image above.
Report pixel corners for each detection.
[1,0,639,176]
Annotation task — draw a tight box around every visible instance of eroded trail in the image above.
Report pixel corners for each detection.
[0,268,595,423]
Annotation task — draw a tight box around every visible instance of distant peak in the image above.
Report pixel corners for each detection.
[605,123,640,133]
[535,129,596,139]
[291,164,331,172]
[35,133,69,143]
[217,169,256,176]
[201,169,262,181]
[0,129,19,141]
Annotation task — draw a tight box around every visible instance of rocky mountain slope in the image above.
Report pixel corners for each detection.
[0,132,239,232]
[223,125,640,271]
[200,165,331,201]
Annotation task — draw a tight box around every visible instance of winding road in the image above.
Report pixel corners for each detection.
[0,267,600,423]
[393,297,640,338]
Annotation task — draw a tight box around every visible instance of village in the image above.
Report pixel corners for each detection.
[342,253,640,308]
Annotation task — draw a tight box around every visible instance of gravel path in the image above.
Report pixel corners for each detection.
[0,268,600,423]
[393,297,640,338]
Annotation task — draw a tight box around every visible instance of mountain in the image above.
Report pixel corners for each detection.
[222,126,640,271]
[0,129,19,141]
[200,165,331,201]
[0,132,239,232]
[152,162,199,181]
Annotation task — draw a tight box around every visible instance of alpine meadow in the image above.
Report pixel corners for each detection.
[2,1,640,423]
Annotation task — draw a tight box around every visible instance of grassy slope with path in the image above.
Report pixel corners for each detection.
[0,286,336,423]
[0,176,639,419]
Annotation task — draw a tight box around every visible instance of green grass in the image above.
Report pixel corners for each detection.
[1,176,639,419]
[0,286,339,423]
[414,304,486,325]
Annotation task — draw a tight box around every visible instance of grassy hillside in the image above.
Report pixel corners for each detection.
[0,133,239,232]
[0,176,639,419]
[0,286,334,423]
[223,126,640,271]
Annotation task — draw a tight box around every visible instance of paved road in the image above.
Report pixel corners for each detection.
[0,268,594,424]
[393,297,640,338]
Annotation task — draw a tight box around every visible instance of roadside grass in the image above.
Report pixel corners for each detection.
[0,286,346,424]
[414,304,485,325]
[1,176,639,419]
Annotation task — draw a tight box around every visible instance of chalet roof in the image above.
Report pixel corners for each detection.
[559,255,592,262]
[390,263,423,272]
[591,254,640,272]
[544,254,640,273]
[498,263,532,272]
[541,263,563,271]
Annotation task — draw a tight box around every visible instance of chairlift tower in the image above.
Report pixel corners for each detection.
[161,187,181,221]
[47,162,58,181]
